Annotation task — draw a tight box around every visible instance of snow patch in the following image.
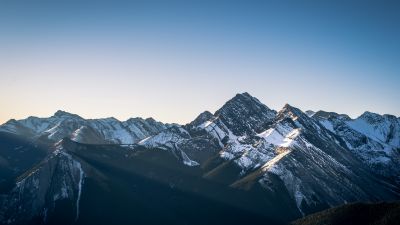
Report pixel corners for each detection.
[347,118,389,144]
[75,160,84,221]
[197,120,213,129]
[319,120,334,133]
[257,125,301,148]
[71,126,86,142]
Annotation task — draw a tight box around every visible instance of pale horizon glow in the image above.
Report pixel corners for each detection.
[1,1,399,124]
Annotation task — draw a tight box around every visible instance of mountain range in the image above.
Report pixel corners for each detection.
[0,92,399,225]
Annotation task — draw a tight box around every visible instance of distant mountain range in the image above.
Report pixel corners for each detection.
[0,92,399,225]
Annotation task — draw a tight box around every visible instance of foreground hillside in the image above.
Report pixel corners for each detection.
[1,139,288,225]
[292,201,400,225]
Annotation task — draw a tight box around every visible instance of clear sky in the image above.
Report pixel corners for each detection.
[0,0,399,124]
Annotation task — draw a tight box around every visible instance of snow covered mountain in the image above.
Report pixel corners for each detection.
[0,110,168,144]
[313,110,400,183]
[0,92,399,225]
[230,104,398,215]
[139,93,400,215]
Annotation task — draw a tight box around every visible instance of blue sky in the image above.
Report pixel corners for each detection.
[0,0,399,123]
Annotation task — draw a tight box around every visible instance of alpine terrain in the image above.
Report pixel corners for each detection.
[0,92,399,225]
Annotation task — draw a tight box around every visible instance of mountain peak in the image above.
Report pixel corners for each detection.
[145,117,157,123]
[215,92,276,136]
[5,118,18,124]
[358,111,383,123]
[236,91,252,98]
[189,111,214,127]
[280,103,301,115]
[305,110,316,117]
[313,110,351,121]
[53,110,81,118]
[360,111,379,117]
[230,92,260,104]
[222,92,271,110]
[282,103,293,109]
[275,104,310,123]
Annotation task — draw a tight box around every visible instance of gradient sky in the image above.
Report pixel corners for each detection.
[0,0,399,124]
